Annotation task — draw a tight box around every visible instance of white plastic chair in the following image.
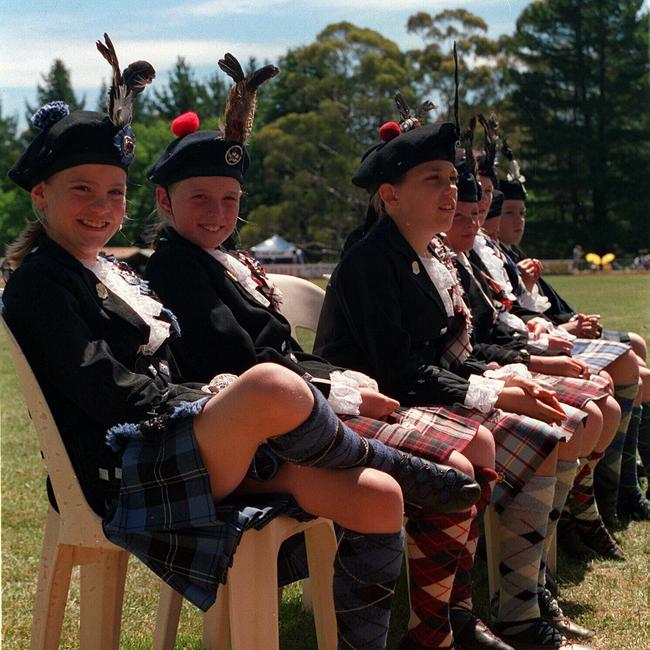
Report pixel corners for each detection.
[267,273,326,338]
[1,311,129,650]
[154,516,338,650]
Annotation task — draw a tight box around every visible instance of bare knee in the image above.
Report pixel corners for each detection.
[578,401,603,456]
[607,349,640,386]
[239,363,313,421]
[460,425,496,470]
[447,450,475,478]
[628,332,647,361]
[594,395,620,451]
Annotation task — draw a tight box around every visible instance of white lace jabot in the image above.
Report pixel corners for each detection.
[83,257,171,355]
[418,255,455,317]
[472,233,517,300]
[207,248,271,307]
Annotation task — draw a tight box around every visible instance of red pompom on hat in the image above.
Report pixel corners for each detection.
[171,112,200,137]
[379,121,401,143]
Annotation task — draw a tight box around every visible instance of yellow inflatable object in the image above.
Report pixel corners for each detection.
[585,252,615,269]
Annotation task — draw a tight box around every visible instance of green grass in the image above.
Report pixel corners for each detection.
[2,274,649,648]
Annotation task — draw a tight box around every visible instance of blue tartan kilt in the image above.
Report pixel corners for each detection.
[103,417,310,611]
[571,338,630,372]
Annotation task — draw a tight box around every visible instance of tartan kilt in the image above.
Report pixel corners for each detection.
[341,405,480,463]
[343,402,583,508]
[601,328,630,343]
[472,404,585,507]
[571,338,630,372]
[103,417,310,612]
[530,373,610,409]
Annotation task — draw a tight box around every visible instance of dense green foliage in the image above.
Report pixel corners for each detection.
[1,2,648,259]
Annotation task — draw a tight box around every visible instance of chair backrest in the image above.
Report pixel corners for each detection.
[0,294,111,548]
[266,274,326,337]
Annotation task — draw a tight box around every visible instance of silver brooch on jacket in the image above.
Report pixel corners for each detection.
[412,261,420,275]
[96,283,109,299]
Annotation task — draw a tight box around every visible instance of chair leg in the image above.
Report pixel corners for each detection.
[153,583,184,650]
[484,505,500,601]
[304,522,337,650]
[203,583,231,650]
[79,550,128,650]
[227,528,282,650]
[30,509,74,650]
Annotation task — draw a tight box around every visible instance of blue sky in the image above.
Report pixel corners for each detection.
[1,0,530,124]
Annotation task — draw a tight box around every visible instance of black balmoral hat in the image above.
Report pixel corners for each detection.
[9,107,133,190]
[148,53,278,187]
[498,179,527,202]
[147,116,250,186]
[457,169,482,203]
[8,34,155,191]
[485,189,504,219]
[352,121,458,194]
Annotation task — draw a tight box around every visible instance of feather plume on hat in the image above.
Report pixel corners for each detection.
[393,91,436,133]
[218,53,279,144]
[477,113,499,180]
[96,33,155,127]
[460,116,478,176]
[501,137,526,184]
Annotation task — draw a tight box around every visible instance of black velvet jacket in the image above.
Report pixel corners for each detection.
[314,218,489,407]
[144,227,336,386]
[2,235,205,515]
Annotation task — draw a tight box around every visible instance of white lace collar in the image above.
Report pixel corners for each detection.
[82,256,171,355]
[206,248,271,308]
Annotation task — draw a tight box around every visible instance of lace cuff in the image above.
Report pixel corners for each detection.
[464,375,505,414]
[498,310,528,333]
[327,370,365,415]
[208,373,239,391]
[518,287,551,313]
[527,335,550,352]
[484,363,533,381]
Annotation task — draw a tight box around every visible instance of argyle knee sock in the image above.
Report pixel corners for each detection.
[450,467,498,612]
[618,406,650,518]
[567,451,603,528]
[594,383,637,525]
[405,509,474,648]
[638,403,650,487]
[538,460,578,589]
[334,527,405,650]
[495,475,556,633]
[268,381,401,472]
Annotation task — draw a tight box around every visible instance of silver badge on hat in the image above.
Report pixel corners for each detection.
[96,283,109,299]
[225,145,243,166]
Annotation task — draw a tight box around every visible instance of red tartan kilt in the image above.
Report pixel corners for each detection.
[530,373,610,410]
[341,399,585,508]
[341,405,479,464]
